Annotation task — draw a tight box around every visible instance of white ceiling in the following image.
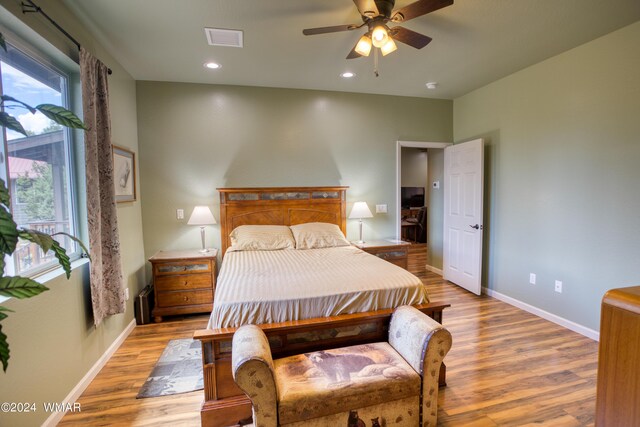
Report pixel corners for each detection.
[63,0,640,99]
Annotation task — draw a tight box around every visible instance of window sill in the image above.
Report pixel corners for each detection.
[0,258,90,304]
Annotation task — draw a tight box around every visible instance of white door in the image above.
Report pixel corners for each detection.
[443,139,484,295]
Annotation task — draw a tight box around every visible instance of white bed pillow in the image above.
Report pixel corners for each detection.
[290,222,350,249]
[229,225,295,251]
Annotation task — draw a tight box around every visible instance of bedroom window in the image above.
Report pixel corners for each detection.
[0,40,81,277]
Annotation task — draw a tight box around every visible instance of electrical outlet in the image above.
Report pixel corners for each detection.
[176,209,184,220]
[375,204,387,214]
[124,288,130,301]
[555,280,563,293]
[529,273,536,285]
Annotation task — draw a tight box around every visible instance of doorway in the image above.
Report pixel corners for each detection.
[396,140,450,271]
[396,139,486,295]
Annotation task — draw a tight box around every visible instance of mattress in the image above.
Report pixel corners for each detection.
[209,245,428,329]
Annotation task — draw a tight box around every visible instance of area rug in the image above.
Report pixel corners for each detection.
[137,338,204,398]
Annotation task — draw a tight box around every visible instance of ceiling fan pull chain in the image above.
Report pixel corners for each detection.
[374,47,379,77]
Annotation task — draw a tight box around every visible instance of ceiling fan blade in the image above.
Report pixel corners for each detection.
[352,0,379,17]
[391,0,453,23]
[390,26,432,49]
[303,24,358,36]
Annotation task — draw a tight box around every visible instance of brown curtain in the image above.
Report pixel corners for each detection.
[80,48,125,326]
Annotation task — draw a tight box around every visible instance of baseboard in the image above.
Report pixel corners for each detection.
[482,287,599,341]
[425,264,443,275]
[42,318,136,427]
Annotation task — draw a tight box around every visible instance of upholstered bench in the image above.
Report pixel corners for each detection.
[232,305,452,427]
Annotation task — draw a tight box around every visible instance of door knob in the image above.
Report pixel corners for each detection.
[470,224,482,230]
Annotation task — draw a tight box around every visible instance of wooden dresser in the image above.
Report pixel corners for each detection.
[595,286,640,426]
[353,240,410,270]
[149,249,217,322]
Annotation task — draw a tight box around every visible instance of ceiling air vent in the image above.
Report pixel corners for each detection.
[204,28,243,48]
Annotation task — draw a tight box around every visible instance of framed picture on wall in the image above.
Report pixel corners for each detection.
[112,145,136,203]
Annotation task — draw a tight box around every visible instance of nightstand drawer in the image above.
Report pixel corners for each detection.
[355,241,410,270]
[155,273,212,292]
[386,258,408,269]
[157,289,213,308]
[154,260,212,275]
[370,249,408,260]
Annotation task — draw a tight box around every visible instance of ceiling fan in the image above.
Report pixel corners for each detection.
[302,0,453,59]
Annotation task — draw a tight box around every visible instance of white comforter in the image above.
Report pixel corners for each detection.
[209,246,428,328]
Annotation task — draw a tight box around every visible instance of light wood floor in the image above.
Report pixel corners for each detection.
[61,244,599,426]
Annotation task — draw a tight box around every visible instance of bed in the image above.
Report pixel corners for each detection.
[210,245,429,328]
[194,187,450,427]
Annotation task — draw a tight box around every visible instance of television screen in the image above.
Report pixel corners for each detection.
[401,187,425,209]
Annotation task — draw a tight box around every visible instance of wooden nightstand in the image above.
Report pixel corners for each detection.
[149,249,217,322]
[353,240,411,270]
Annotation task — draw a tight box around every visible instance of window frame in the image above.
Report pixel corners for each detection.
[0,32,85,279]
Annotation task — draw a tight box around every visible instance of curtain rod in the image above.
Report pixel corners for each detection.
[21,0,113,75]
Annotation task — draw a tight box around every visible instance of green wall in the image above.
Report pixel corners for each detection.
[0,2,145,426]
[426,148,444,269]
[401,147,428,189]
[453,21,640,331]
[136,82,452,259]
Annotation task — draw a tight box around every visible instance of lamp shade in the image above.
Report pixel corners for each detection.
[380,38,397,56]
[371,25,389,48]
[355,34,372,57]
[349,202,373,219]
[187,206,217,225]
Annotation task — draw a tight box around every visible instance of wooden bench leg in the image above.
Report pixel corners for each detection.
[439,362,447,386]
[201,395,252,427]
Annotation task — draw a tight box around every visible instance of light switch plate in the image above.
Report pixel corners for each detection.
[529,273,536,284]
[375,204,388,214]
[176,209,184,220]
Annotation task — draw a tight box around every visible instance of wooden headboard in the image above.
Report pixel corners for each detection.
[217,186,348,255]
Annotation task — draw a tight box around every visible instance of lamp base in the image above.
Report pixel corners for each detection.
[199,248,210,253]
[199,227,208,253]
[357,219,365,245]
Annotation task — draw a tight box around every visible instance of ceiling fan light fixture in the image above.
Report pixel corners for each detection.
[371,25,389,48]
[380,38,397,56]
[355,34,372,57]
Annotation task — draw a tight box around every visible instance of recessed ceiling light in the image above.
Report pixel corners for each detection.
[340,72,356,78]
[204,62,221,69]
[425,82,438,89]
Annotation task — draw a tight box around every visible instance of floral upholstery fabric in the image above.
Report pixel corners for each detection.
[232,325,278,427]
[389,306,452,427]
[284,397,419,427]
[274,342,420,424]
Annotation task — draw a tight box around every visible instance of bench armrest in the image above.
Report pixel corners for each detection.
[232,325,278,427]
[389,305,452,426]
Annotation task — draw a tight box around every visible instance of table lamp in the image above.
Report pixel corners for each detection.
[349,201,374,244]
[188,206,217,253]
